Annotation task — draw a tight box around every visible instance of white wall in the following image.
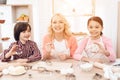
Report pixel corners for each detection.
[117,0,120,57]
[32,0,53,49]
[95,0,118,52]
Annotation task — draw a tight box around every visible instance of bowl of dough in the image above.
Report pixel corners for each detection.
[79,62,93,72]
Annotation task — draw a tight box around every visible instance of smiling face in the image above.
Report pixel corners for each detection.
[19,26,31,43]
[87,20,103,39]
[51,15,65,34]
[87,16,103,39]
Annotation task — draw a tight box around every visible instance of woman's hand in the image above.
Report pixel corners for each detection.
[42,52,51,60]
[45,43,53,53]
[43,43,53,59]
[58,53,68,61]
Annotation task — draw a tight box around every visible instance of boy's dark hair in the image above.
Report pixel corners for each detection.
[14,22,31,41]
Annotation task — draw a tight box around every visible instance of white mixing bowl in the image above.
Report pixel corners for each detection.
[80,62,93,72]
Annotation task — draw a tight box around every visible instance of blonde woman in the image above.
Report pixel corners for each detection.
[42,13,77,60]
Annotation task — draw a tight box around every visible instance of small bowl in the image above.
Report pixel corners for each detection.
[80,62,93,72]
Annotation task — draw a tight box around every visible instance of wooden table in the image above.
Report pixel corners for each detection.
[0,59,110,80]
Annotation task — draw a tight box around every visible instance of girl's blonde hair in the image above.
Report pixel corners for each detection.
[48,13,72,40]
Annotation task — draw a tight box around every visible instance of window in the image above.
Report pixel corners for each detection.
[52,0,95,33]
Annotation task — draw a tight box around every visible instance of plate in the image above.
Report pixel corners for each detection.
[9,70,26,76]
[9,66,26,76]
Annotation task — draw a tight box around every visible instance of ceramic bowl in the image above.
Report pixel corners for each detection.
[80,62,93,72]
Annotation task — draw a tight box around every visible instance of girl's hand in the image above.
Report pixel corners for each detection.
[81,56,90,62]
[81,57,103,63]
[91,58,103,63]
[94,42,110,56]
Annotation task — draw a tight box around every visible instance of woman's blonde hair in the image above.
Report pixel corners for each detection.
[48,13,72,40]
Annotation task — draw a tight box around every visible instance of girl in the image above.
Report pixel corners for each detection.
[0,22,41,62]
[73,16,116,63]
